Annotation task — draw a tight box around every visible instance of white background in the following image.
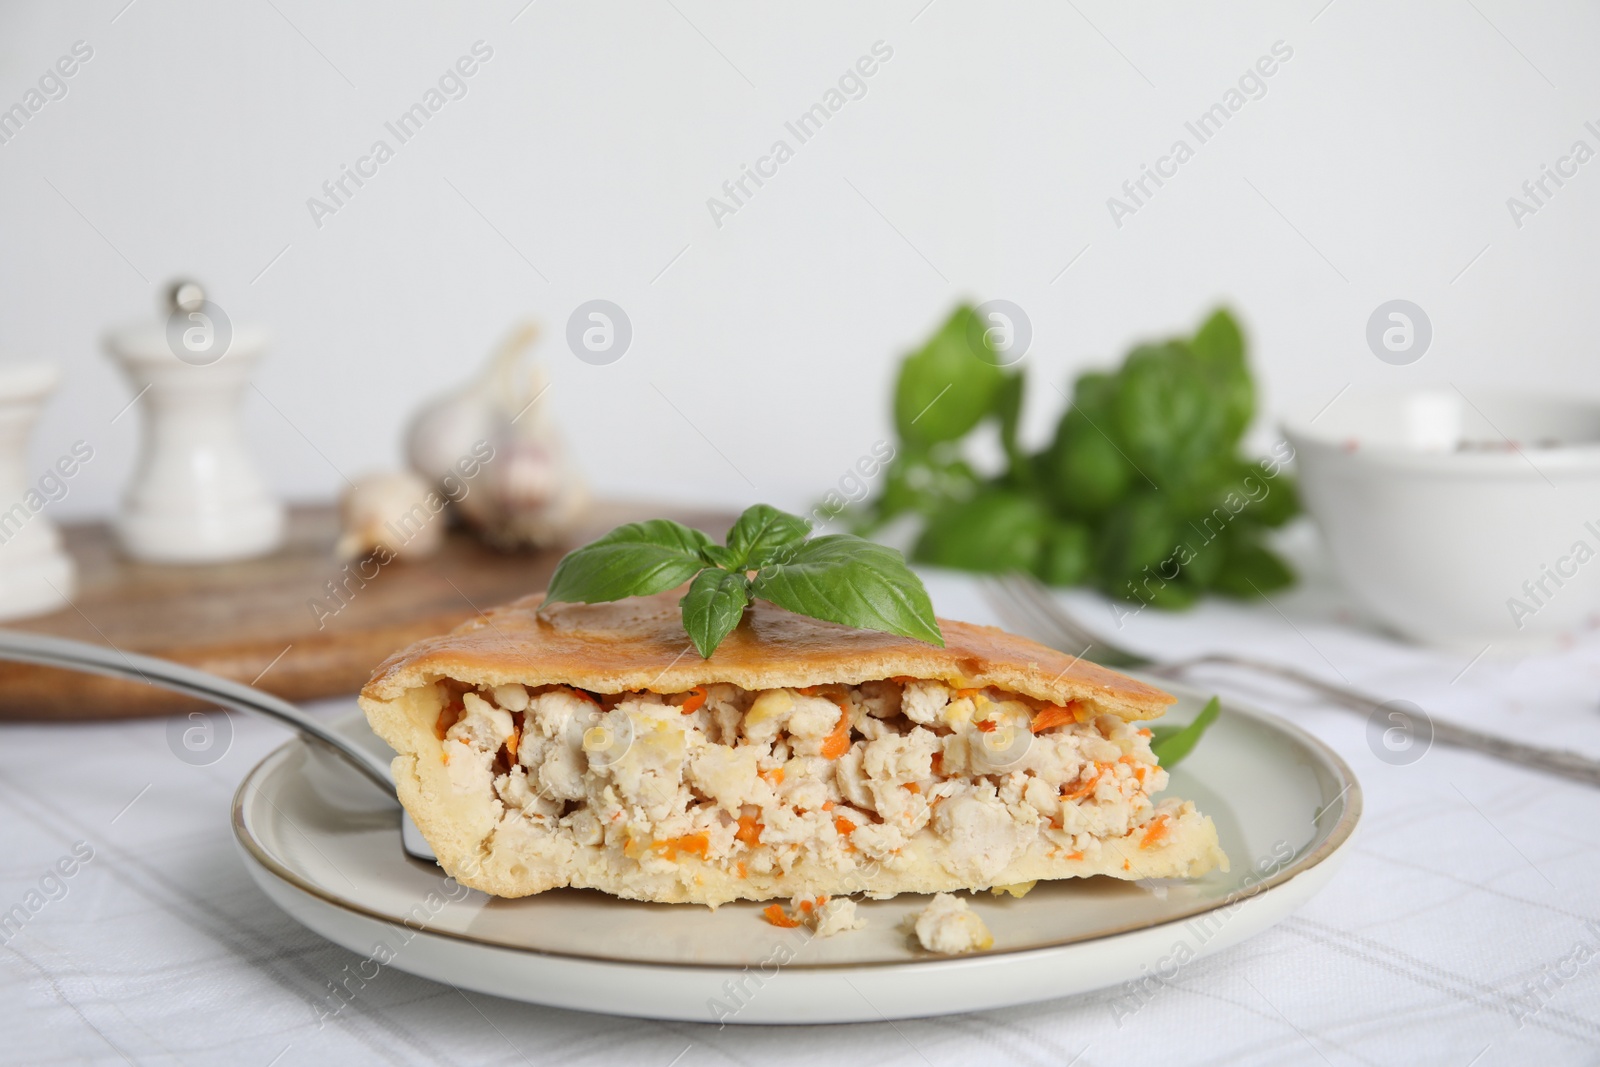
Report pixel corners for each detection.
[0,0,1596,519]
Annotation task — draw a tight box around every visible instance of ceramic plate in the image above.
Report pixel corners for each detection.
[233,680,1360,1024]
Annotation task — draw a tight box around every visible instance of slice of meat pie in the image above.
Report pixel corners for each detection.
[359,592,1229,905]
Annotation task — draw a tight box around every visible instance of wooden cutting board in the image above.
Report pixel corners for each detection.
[0,501,733,721]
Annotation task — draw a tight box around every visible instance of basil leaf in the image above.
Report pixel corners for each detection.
[1138,577,1201,610]
[1190,309,1244,375]
[1150,696,1220,768]
[1094,492,1178,594]
[1044,390,1134,518]
[1228,459,1299,528]
[544,519,712,605]
[893,306,1006,448]
[995,370,1028,485]
[1211,535,1295,599]
[1190,308,1253,445]
[1180,524,1228,588]
[856,449,980,533]
[724,504,811,570]
[679,567,751,658]
[752,534,944,647]
[701,544,738,569]
[1114,343,1229,491]
[1036,521,1091,587]
[911,489,1048,575]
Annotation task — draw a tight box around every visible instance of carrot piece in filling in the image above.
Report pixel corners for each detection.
[834,815,857,836]
[679,685,708,714]
[820,706,852,760]
[1030,702,1081,734]
[1061,763,1106,801]
[1139,814,1171,849]
[653,834,710,861]
[735,814,763,846]
[1118,754,1152,787]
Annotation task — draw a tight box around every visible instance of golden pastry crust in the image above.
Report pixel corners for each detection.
[361,591,1175,722]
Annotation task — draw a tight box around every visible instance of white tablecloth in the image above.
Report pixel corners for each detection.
[5,543,1600,1066]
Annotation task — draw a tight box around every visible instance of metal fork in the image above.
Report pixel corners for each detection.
[981,572,1600,788]
[0,628,445,861]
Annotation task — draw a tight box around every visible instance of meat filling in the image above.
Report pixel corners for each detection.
[434,677,1193,888]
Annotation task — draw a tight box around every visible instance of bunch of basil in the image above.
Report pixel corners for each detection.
[848,306,1299,608]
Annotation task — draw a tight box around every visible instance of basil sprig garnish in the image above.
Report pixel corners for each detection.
[542,504,944,658]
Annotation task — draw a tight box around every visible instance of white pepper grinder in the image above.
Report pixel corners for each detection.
[104,281,285,563]
[0,363,75,618]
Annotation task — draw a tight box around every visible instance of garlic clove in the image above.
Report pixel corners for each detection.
[337,470,447,561]
[403,321,587,550]
[405,322,539,483]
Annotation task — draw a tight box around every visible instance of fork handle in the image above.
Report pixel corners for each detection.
[1155,653,1600,788]
[0,629,396,795]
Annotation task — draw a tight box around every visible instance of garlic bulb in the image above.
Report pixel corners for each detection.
[404,322,587,549]
[336,470,447,561]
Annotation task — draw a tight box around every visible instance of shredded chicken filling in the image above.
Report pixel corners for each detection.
[433,677,1187,885]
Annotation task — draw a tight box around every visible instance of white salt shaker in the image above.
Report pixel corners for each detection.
[0,363,75,619]
[104,281,285,563]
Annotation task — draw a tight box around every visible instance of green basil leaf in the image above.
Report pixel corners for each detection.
[1211,536,1295,599]
[700,544,738,569]
[1150,696,1220,768]
[1094,493,1178,597]
[679,567,752,658]
[1043,376,1134,517]
[851,449,981,534]
[1231,460,1299,528]
[1190,309,1244,373]
[1178,523,1228,588]
[1137,577,1201,611]
[544,519,712,605]
[1114,343,1229,490]
[893,306,1006,448]
[724,504,811,570]
[1035,520,1091,587]
[1190,308,1253,445]
[911,489,1048,575]
[995,370,1028,484]
[752,534,944,647]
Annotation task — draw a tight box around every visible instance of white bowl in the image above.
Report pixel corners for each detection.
[1282,386,1600,649]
